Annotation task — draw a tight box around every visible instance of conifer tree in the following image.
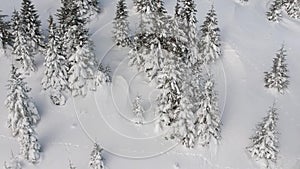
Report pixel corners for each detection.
[198,5,221,64]
[89,143,105,169]
[266,0,284,22]
[68,44,97,97]
[247,104,279,167]
[77,0,101,20]
[69,160,76,169]
[169,61,203,148]
[156,52,184,129]
[264,45,289,94]
[0,10,11,50]
[170,96,196,148]
[112,0,130,47]
[195,75,221,146]
[92,63,111,90]
[20,0,43,52]
[5,66,40,137]
[11,10,36,73]
[42,16,68,105]
[132,95,145,124]
[18,118,41,164]
[284,0,300,19]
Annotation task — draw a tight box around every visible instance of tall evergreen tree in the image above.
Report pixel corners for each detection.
[20,0,43,52]
[5,66,40,137]
[0,10,11,50]
[89,143,105,169]
[264,45,289,94]
[18,118,41,163]
[11,10,36,73]
[41,16,68,104]
[266,0,284,22]
[247,104,279,167]
[156,52,184,129]
[112,0,130,47]
[198,5,221,64]
[68,44,97,97]
[195,76,221,146]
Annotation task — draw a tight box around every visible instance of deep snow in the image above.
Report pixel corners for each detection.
[0,0,300,169]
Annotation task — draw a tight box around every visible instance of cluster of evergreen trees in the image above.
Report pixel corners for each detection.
[2,0,109,165]
[246,44,290,167]
[267,0,300,21]
[112,0,222,148]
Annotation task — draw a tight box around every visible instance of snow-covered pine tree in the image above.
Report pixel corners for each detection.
[3,152,22,169]
[195,75,221,146]
[264,45,289,94]
[18,118,41,164]
[169,61,203,148]
[11,10,36,73]
[68,44,97,97]
[266,0,284,22]
[132,95,145,124]
[284,0,300,19]
[92,63,111,90]
[144,38,166,80]
[76,0,101,20]
[5,66,40,137]
[0,10,11,51]
[198,5,221,64]
[170,96,196,148]
[156,52,184,129]
[112,0,130,47]
[89,143,105,169]
[246,104,279,167]
[41,15,68,105]
[20,0,43,53]
[174,0,183,19]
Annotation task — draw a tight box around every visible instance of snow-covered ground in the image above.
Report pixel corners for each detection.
[1,0,300,168]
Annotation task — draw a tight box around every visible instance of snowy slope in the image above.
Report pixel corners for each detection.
[0,0,300,169]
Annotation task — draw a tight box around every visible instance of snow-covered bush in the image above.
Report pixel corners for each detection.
[132,95,145,124]
[89,143,105,169]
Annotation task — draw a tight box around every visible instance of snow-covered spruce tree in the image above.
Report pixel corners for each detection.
[92,63,111,90]
[169,61,203,148]
[76,0,101,20]
[198,5,221,64]
[246,104,279,167]
[68,44,97,97]
[18,118,41,164]
[112,0,130,47]
[11,10,36,73]
[284,0,300,19]
[264,45,289,94]
[156,52,184,129]
[195,75,221,146]
[266,0,284,22]
[41,16,68,105]
[0,10,11,51]
[20,0,43,53]
[3,152,22,169]
[89,143,105,169]
[5,66,40,137]
[132,95,145,124]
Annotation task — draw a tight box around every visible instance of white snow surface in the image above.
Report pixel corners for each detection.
[0,0,300,168]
